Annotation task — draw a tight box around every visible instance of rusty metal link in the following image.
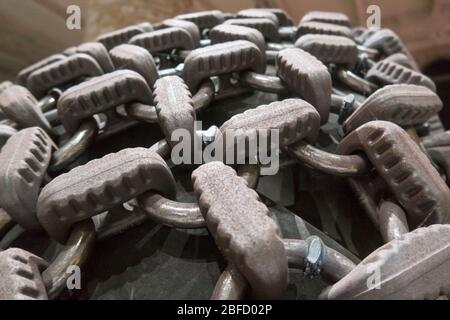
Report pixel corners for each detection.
[343,84,443,133]
[192,161,288,299]
[96,23,153,50]
[138,135,260,229]
[277,48,332,123]
[175,10,225,30]
[338,121,450,228]
[49,118,99,173]
[366,59,436,92]
[362,28,419,71]
[0,85,53,133]
[57,69,153,134]
[183,40,266,92]
[296,21,353,40]
[0,248,48,299]
[109,44,159,87]
[129,27,196,54]
[287,141,370,177]
[42,220,95,299]
[27,53,105,98]
[300,11,351,27]
[215,98,320,164]
[123,79,215,123]
[0,128,54,230]
[423,131,450,184]
[320,224,450,299]
[37,148,176,243]
[211,236,357,299]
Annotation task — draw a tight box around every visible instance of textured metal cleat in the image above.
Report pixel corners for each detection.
[241,8,293,26]
[209,24,266,59]
[366,60,436,92]
[224,18,279,41]
[16,54,66,86]
[109,44,159,87]
[57,70,153,133]
[337,121,450,228]
[237,9,279,26]
[192,161,288,299]
[343,85,443,133]
[0,127,53,230]
[27,53,104,98]
[300,11,351,27]
[0,85,52,132]
[320,225,450,299]
[175,10,225,29]
[129,27,196,53]
[216,98,320,162]
[161,19,201,47]
[0,248,49,300]
[37,148,176,243]
[277,48,332,124]
[295,34,358,67]
[64,42,115,73]
[382,52,419,71]
[183,40,265,92]
[153,76,195,148]
[96,24,151,50]
[296,21,352,40]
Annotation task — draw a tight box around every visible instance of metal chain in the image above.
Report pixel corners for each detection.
[0,8,449,300]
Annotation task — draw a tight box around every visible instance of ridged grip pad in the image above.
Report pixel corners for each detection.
[37,148,177,243]
[366,60,436,92]
[109,44,158,87]
[300,11,351,27]
[210,24,266,60]
[363,28,419,70]
[192,162,288,299]
[183,40,265,92]
[96,25,148,50]
[320,225,450,299]
[0,127,53,230]
[337,121,450,228]
[216,98,320,162]
[27,53,104,98]
[67,42,115,73]
[343,84,443,133]
[237,9,279,26]
[0,248,48,300]
[0,85,52,132]
[277,48,332,124]
[57,70,153,133]
[129,27,196,52]
[153,76,195,148]
[253,8,293,26]
[295,34,358,67]
[161,19,201,47]
[175,10,224,29]
[224,18,279,41]
[295,21,352,40]
[16,54,66,86]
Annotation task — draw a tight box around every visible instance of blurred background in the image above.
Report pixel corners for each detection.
[1,0,450,123]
